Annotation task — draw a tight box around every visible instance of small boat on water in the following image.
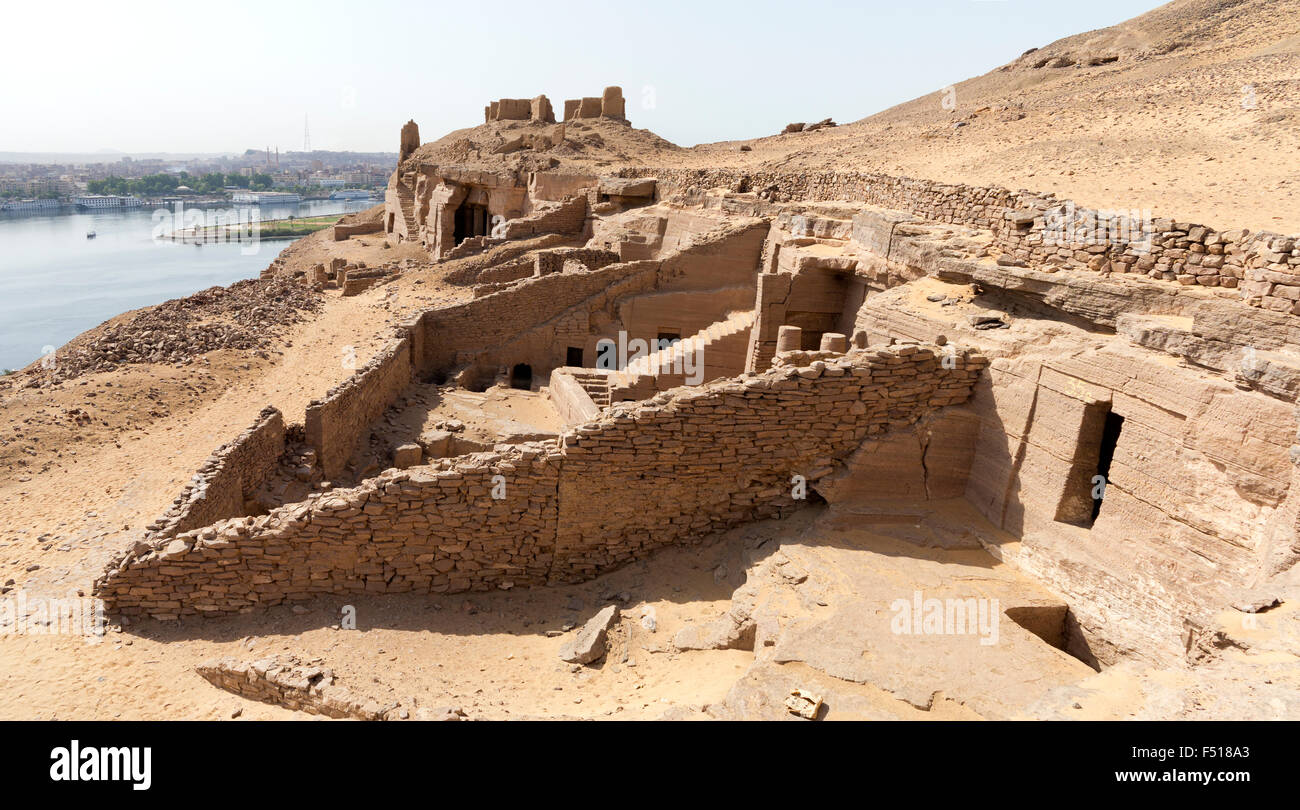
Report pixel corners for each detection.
[86,230,96,239]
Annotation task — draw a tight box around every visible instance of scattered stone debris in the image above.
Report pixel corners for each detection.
[22,276,321,384]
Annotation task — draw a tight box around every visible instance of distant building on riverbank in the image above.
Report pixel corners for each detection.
[73,195,142,209]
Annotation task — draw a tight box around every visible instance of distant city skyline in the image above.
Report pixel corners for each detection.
[3,0,1166,154]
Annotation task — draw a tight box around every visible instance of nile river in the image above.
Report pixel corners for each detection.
[0,199,374,372]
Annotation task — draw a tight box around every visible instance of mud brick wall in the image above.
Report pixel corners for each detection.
[624,167,1300,316]
[473,256,536,286]
[95,345,986,619]
[306,335,413,479]
[332,222,383,241]
[463,247,621,292]
[147,406,286,539]
[418,220,765,377]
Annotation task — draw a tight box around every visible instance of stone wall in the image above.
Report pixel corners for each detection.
[146,406,286,539]
[332,222,383,241]
[564,87,626,121]
[305,335,413,480]
[197,656,387,720]
[621,167,1300,317]
[416,259,661,375]
[484,95,555,124]
[415,218,768,378]
[553,345,986,578]
[94,344,986,619]
[501,195,588,240]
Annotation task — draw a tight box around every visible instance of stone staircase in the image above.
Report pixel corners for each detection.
[395,181,419,239]
[566,369,613,407]
[623,309,755,382]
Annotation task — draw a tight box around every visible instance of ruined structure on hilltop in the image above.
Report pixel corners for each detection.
[384,88,636,259]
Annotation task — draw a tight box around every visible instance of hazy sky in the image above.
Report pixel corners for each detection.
[3,0,1166,154]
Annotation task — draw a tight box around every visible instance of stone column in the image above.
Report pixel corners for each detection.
[776,325,802,353]
[820,332,848,353]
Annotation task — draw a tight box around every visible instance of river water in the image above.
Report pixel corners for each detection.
[0,199,375,371]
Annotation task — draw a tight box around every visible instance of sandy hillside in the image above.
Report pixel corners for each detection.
[681,0,1300,234]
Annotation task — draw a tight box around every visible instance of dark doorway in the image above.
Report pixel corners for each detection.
[509,363,533,390]
[1090,411,1124,524]
[454,203,489,245]
[566,347,584,367]
[656,331,681,351]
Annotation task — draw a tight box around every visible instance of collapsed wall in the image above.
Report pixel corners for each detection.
[93,344,986,619]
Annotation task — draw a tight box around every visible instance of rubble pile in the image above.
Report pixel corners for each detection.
[23,276,322,384]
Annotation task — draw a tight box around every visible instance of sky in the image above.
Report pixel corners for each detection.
[1,0,1169,155]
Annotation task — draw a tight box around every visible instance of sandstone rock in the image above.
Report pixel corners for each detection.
[598,177,656,199]
[785,688,823,720]
[673,613,755,651]
[393,443,422,469]
[559,605,619,664]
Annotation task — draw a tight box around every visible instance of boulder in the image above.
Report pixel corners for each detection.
[418,429,453,458]
[392,443,422,469]
[598,177,656,199]
[559,605,619,664]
